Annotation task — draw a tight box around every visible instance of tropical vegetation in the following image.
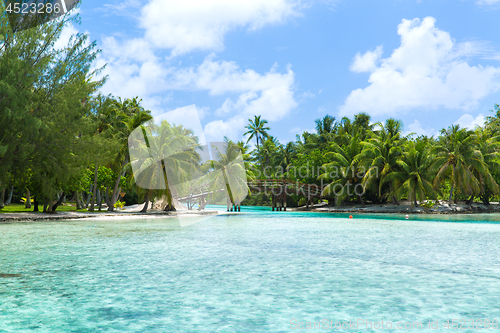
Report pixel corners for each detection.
[2,5,500,213]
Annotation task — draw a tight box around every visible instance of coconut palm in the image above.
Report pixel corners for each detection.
[271,142,297,180]
[319,133,364,205]
[469,127,500,204]
[237,141,256,181]
[257,136,280,176]
[430,125,489,205]
[129,120,201,212]
[205,138,249,211]
[244,116,270,166]
[313,115,337,146]
[356,119,405,203]
[383,139,436,209]
[107,98,153,211]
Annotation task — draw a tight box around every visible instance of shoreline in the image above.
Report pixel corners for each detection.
[293,201,500,215]
[2,202,500,223]
[0,209,221,224]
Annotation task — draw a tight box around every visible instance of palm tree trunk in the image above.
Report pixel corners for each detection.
[141,190,151,213]
[448,183,454,206]
[448,165,456,206]
[97,189,102,211]
[51,192,65,212]
[85,187,91,208]
[5,186,13,205]
[79,192,84,209]
[109,157,129,212]
[222,167,235,207]
[411,182,417,207]
[160,160,175,211]
[75,192,82,210]
[358,195,364,206]
[90,163,98,212]
[0,187,5,209]
[105,186,110,208]
[25,189,31,208]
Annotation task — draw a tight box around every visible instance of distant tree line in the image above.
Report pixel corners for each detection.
[240,109,500,208]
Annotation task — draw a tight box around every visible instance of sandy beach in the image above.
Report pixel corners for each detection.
[0,204,222,223]
[3,201,500,223]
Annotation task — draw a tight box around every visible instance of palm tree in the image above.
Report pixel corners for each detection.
[271,142,297,180]
[356,119,405,203]
[87,95,121,212]
[430,125,490,206]
[314,115,337,145]
[237,141,256,181]
[319,133,364,206]
[383,139,436,209]
[129,120,201,212]
[108,97,153,211]
[258,136,280,176]
[205,138,249,211]
[244,115,270,163]
[469,127,500,204]
[315,115,336,135]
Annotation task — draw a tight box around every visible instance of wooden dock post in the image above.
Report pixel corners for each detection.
[283,180,287,211]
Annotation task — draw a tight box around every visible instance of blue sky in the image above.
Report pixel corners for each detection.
[66,0,500,144]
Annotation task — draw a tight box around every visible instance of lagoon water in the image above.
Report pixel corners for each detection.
[1,208,500,332]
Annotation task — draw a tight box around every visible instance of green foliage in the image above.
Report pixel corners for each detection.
[420,201,435,210]
[2,5,500,211]
[114,200,125,209]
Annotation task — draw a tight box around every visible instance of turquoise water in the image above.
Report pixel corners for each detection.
[1,210,500,332]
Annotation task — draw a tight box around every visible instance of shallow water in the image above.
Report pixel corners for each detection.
[1,209,499,332]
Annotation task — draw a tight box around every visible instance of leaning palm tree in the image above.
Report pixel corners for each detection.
[236,141,256,181]
[108,99,153,211]
[430,125,489,205]
[129,120,201,212]
[205,138,249,211]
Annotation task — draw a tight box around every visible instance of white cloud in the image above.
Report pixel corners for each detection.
[93,1,299,141]
[100,0,142,17]
[477,0,500,5]
[340,17,500,117]
[350,46,383,73]
[405,119,437,137]
[96,51,297,139]
[298,91,316,101]
[139,0,299,56]
[53,23,79,50]
[155,105,208,145]
[454,113,485,129]
[174,55,297,121]
[204,116,247,142]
